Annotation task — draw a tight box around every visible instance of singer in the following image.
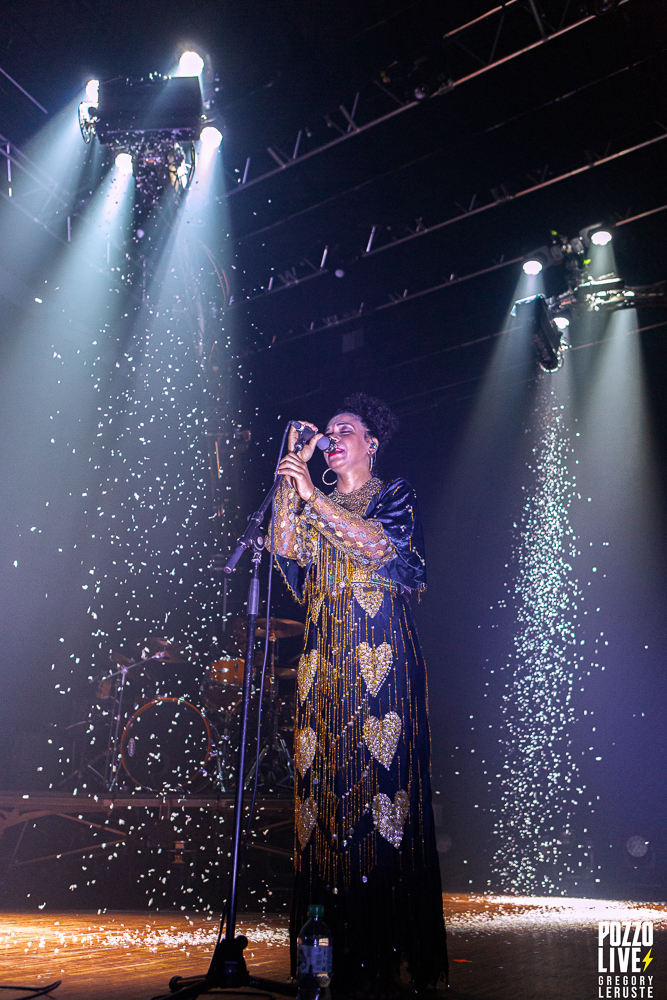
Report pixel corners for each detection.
[270,393,447,996]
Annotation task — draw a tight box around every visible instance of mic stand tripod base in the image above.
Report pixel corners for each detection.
[155,933,298,998]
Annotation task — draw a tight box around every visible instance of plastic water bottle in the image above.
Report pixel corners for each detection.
[296,903,333,992]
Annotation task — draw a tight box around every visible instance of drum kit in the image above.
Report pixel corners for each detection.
[89,620,304,795]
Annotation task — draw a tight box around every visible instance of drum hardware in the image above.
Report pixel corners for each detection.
[77,624,299,797]
[84,643,192,793]
[273,666,297,679]
[101,655,151,792]
[200,713,241,794]
[243,624,294,792]
[255,617,304,639]
[55,720,106,790]
[141,635,189,663]
[94,676,114,700]
[121,697,212,792]
[199,658,247,794]
[62,638,211,793]
[207,657,244,685]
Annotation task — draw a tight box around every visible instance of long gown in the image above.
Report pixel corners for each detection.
[271,475,447,990]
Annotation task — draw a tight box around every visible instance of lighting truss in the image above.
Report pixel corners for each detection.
[551,277,667,316]
[234,212,667,364]
[362,128,667,258]
[223,0,629,195]
[236,125,667,291]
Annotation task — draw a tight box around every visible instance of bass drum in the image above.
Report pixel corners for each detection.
[121,697,211,792]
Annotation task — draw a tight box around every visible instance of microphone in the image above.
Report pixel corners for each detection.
[291,421,337,454]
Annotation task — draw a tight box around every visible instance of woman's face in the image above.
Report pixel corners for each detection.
[324,412,377,476]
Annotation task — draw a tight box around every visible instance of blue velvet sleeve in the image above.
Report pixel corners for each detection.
[366,478,427,592]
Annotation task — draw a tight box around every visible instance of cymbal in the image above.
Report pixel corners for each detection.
[109,651,133,667]
[255,618,305,639]
[141,636,189,663]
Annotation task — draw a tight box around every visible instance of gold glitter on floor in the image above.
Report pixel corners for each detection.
[0,895,664,999]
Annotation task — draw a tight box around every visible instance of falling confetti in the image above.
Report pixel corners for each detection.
[490,382,595,893]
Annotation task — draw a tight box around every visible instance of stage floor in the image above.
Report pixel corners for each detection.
[0,894,665,999]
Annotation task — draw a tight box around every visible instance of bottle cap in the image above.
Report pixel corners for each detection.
[307,903,324,918]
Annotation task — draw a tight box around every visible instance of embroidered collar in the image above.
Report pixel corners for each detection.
[328,477,384,514]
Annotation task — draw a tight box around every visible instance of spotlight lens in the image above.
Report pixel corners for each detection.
[553,316,570,330]
[85,79,99,103]
[115,152,133,175]
[523,259,543,275]
[591,229,612,246]
[200,126,222,148]
[178,51,205,77]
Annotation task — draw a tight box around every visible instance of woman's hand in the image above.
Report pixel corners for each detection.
[279,421,323,501]
[277,451,315,501]
[286,420,324,462]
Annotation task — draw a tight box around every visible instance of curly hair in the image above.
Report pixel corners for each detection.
[335,392,399,452]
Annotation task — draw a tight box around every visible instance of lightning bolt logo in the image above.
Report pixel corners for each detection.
[642,948,653,972]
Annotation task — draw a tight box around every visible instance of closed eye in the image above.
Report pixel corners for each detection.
[326,423,354,435]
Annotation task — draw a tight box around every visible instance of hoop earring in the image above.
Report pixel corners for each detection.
[322,468,337,487]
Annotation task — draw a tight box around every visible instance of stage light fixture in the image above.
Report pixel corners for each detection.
[178,51,205,77]
[512,294,564,372]
[591,229,612,246]
[94,77,203,145]
[115,152,133,174]
[200,125,222,148]
[523,259,543,275]
[79,76,204,196]
[580,222,614,249]
[85,79,100,104]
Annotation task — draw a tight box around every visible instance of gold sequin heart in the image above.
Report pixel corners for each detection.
[353,583,383,618]
[363,712,402,770]
[295,727,317,776]
[310,592,324,624]
[358,641,393,696]
[372,789,409,849]
[296,797,317,849]
[297,649,318,705]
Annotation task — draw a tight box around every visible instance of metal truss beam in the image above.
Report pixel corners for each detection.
[226,0,628,197]
[364,128,667,257]
[0,64,48,114]
[226,255,329,307]
[0,184,67,246]
[0,135,73,245]
[231,126,667,314]
[0,134,73,205]
[238,44,666,245]
[240,191,667,360]
[240,255,522,360]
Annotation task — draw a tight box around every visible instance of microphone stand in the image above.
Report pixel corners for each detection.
[155,475,298,1000]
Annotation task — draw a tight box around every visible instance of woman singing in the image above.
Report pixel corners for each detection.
[271,394,447,996]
